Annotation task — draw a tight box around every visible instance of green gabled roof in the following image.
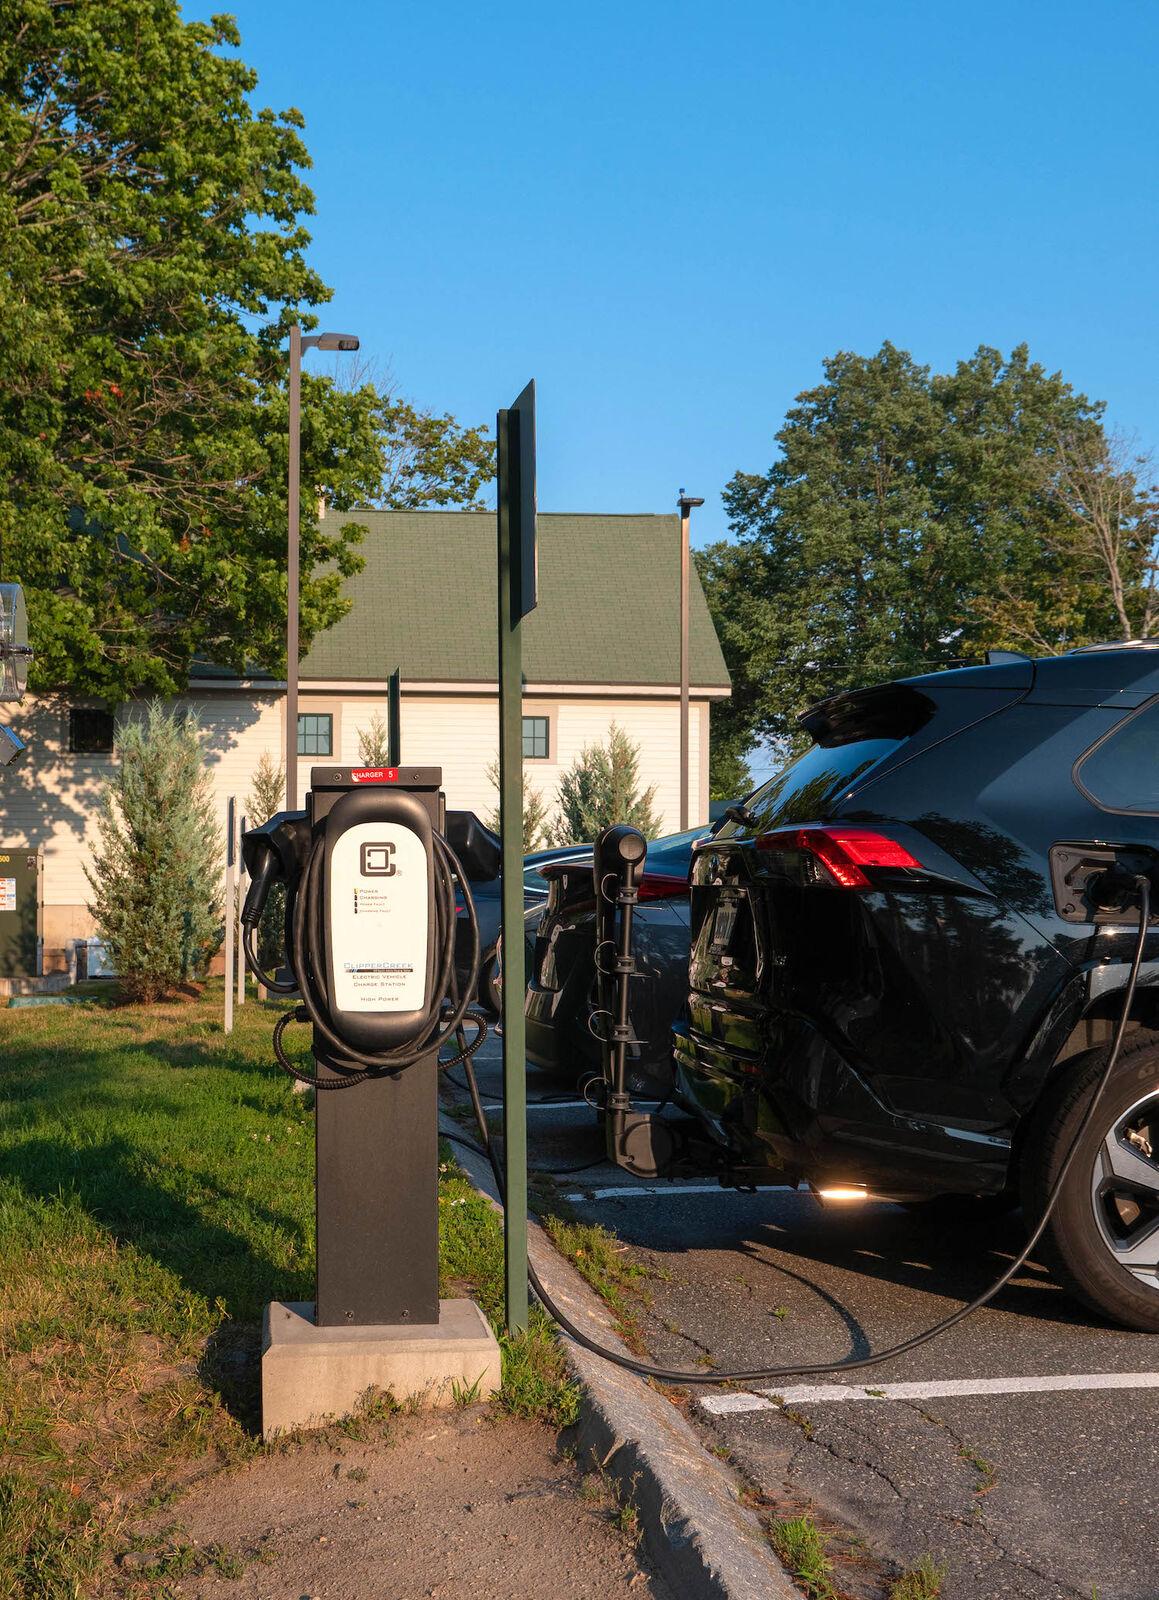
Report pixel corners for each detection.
[300,510,730,689]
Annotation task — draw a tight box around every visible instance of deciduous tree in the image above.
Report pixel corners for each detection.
[700,343,1126,751]
[0,1,492,701]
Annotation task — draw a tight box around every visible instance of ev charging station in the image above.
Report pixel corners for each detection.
[238,384,537,1435]
[310,764,443,1327]
[242,757,502,1435]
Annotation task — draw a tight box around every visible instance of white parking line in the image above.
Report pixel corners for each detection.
[698,1371,1159,1416]
[563,1182,790,1203]
[480,1101,590,1113]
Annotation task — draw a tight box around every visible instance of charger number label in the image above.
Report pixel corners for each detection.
[329,821,429,1013]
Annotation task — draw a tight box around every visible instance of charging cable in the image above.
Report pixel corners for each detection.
[247,827,487,1090]
[452,875,1153,1383]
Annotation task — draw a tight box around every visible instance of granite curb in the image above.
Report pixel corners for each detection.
[441,1114,798,1600]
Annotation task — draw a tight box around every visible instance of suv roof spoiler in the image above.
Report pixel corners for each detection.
[799,683,935,747]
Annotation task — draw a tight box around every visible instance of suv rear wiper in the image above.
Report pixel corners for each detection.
[723,803,759,829]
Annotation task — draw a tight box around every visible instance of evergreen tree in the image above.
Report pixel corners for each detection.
[484,757,551,853]
[356,712,392,767]
[549,725,659,845]
[86,702,222,1002]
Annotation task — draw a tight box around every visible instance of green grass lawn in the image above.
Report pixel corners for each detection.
[0,985,575,1597]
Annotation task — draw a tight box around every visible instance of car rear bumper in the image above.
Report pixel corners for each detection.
[673,1018,1011,1197]
[525,983,585,1075]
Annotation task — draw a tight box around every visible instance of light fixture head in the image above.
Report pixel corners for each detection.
[310,332,360,352]
[0,722,27,766]
[677,491,705,511]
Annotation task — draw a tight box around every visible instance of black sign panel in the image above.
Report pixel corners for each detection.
[497,380,538,620]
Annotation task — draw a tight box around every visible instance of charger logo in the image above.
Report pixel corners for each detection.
[360,841,397,876]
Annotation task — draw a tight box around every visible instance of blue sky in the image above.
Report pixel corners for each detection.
[227,0,1158,550]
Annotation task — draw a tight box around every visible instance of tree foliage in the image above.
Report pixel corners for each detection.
[356,712,392,767]
[86,701,222,1001]
[484,756,551,854]
[0,0,492,701]
[708,721,752,802]
[699,342,1153,751]
[549,724,659,846]
[1018,428,1159,649]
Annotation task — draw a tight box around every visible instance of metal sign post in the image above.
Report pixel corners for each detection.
[223,796,236,1035]
[497,380,537,1334]
[236,813,247,1008]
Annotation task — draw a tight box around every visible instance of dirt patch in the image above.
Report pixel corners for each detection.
[118,1408,675,1599]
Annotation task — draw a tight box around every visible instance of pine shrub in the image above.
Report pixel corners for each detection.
[549,724,659,845]
[86,702,223,1002]
[356,711,391,766]
[484,756,551,853]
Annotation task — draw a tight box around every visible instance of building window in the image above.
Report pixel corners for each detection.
[297,713,333,757]
[68,708,114,754]
[522,715,549,759]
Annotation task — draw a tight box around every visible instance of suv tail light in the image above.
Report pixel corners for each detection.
[637,872,690,901]
[755,826,922,888]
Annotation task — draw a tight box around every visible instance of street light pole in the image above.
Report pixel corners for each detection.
[677,489,704,831]
[284,326,360,813]
[286,326,302,811]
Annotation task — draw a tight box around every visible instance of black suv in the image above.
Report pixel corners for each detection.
[676,645,1159,1331]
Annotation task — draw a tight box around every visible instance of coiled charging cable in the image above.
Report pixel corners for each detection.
[450,875,1153,1384]
[247,828,488,1091]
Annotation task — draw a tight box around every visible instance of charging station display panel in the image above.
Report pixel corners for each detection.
[328,821,430,1014]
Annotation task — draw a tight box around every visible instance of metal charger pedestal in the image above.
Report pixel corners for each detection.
[314,1038,439,1326]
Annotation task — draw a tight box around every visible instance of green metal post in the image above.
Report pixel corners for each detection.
[387,668,402,766]
[497,402,529,1334]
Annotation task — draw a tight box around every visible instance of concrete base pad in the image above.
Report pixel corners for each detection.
[261,1299,501,1439]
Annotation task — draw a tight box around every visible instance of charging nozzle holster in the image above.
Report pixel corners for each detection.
[592,824,678,1178]
[240,810,310,929]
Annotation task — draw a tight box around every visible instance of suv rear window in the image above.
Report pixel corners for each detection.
[1076,699,1159,814]
[720,736,902,837]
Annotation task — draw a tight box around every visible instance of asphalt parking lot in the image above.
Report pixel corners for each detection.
[445,1032,1159,1600]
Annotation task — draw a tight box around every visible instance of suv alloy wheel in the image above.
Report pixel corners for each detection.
[1024,1033,1159,1332]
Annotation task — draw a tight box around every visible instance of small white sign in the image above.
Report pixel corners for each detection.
[0,877,16,910]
